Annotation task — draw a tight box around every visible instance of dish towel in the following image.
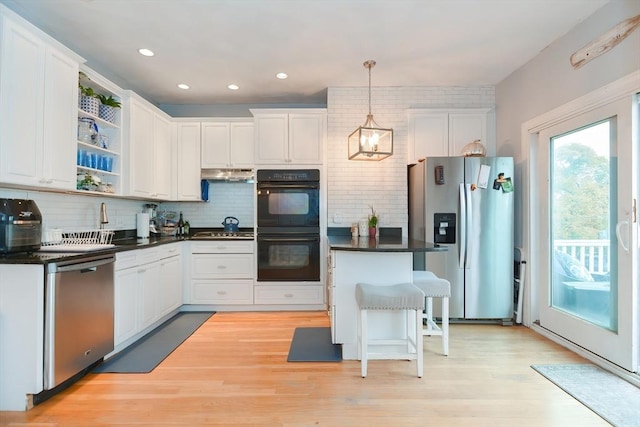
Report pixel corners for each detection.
[201,179,209,202]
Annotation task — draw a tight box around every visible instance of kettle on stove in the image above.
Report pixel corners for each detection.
[222,216,239,232]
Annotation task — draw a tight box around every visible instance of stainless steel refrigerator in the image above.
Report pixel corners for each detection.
[408,157,514,320]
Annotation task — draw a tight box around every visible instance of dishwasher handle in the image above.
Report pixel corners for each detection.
[49,255,115,273]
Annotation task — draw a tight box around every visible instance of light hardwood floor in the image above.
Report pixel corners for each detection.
[0,311,607,426]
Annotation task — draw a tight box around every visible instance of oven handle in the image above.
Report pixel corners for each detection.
[257,183,319,189]
[259,237,320,243]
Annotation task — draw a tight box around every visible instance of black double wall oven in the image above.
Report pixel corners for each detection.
[256,169,320,282]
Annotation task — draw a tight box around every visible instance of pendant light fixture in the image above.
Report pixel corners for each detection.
[348,60,393,161]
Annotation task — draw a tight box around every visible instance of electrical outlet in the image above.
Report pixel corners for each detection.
[333,213,342,224]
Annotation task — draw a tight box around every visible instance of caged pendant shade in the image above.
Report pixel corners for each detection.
[348,60,393,161]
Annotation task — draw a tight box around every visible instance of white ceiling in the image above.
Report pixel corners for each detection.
[0,0,610,106]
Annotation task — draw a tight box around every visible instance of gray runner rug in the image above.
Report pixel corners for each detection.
[531,364,640,426]
[94,312,214,373]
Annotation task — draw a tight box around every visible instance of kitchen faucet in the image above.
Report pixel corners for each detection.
[100,202,108,229]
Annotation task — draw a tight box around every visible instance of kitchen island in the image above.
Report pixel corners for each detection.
[326,235,446,359]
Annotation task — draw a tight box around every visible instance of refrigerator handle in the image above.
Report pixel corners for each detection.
[459,183,466,268]
[465,183,473,269]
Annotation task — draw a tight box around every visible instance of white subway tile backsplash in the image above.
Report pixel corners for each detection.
[0,181,255,234]
[162,182,254,228]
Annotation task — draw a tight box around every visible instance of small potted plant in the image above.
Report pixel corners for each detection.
[368,206,378,237]
[79,84,100,116]
[97,94,121,123]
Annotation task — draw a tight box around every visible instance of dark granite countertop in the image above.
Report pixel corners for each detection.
[327,235,447,253]
[0,236,186,265]
[0,227,261,265]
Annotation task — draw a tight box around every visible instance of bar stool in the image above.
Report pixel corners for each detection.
[355,282,425,378]
[412,271,451,356]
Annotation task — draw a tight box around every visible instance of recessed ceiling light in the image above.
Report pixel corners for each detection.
[138,48,154,57]
[177,83,190,90]
[276,72,288,80]
[228,84,239,90]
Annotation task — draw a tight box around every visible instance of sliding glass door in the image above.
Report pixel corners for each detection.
[537,97,637,371]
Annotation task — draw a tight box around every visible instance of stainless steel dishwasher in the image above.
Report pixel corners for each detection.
[44,253,115,390]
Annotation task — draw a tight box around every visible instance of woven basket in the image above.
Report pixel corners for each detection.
[99,104,117,123]
[79,95,99,116]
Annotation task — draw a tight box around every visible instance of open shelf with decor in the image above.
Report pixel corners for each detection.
[76,67,123,195]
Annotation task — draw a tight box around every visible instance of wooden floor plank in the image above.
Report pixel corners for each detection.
[0,311,608,426]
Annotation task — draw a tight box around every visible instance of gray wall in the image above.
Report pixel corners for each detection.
[495,0,640,248]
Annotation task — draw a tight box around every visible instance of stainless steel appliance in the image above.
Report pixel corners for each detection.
[408,157,514,320]
[0,198,42,254]
[257,169,320,230]
[257,233,321,281]
[256,169,320,282]
[201,168,254,182]
[44,254,115,389]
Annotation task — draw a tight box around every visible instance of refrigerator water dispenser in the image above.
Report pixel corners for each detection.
[434,213,456,244]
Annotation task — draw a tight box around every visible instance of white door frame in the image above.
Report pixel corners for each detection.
[520,71,639,379]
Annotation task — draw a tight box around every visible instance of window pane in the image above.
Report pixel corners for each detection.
[550,119,617,331]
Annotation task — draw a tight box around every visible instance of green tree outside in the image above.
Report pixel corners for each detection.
[552,142,609,240]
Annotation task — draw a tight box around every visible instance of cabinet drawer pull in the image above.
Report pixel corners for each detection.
[284,293,294,298]
[217,291,227,295]
[217,265,227,269]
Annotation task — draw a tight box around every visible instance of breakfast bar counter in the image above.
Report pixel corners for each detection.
[327,235,446,359]
[327,235,446,252]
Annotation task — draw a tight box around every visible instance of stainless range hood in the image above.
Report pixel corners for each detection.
[201,168,254,182]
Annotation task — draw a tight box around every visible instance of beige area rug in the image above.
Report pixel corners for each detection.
[532,364,640,426]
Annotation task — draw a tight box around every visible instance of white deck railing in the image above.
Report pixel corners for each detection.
[554,239,609,275]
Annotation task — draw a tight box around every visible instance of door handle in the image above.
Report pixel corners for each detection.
[464,183,473,270]
[616,220,630,253]
[459,183,466,269]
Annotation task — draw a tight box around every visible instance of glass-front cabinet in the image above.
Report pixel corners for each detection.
[76,67,123,195]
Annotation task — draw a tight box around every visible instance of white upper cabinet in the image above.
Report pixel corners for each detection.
[153,113,173,200]
[0,11,82,190]
[124,92,174,200]
[407,108,494,163]
[201,120,254,169]
[251,109,326,165]
[175,121,202,201]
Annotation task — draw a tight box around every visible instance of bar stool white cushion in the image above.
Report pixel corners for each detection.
[413,271,451,356]
[355,283,425,378]
[355,282,425,310]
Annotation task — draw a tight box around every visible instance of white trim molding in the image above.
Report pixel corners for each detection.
[520,70,640,328]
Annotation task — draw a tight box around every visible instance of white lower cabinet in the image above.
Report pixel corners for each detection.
[188,241,254,305]
[158,254,182,316]
[0,264,45,411]
[114,243,182,349]
[191,280,254,304]
[113,263,139,346]
[253,285,324,305]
